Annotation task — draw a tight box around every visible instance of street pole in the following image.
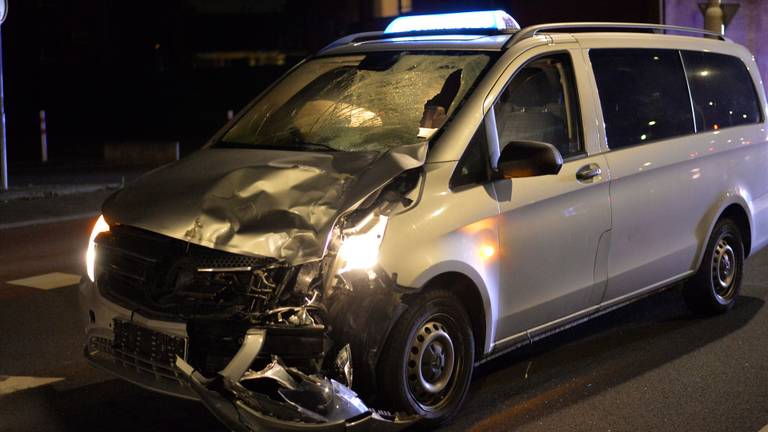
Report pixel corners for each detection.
[0,29,7,191]
[703,0,724,36]
[39,110,47,162]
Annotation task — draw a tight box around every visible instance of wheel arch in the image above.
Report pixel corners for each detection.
[720,204,752,257]
[695,196,753,270]
[405,261,496,358]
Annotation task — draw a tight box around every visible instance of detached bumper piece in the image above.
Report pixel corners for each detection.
[175,328,416,432]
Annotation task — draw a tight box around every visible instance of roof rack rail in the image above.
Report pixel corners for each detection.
[509,22,728,45]
[319,31,385,54]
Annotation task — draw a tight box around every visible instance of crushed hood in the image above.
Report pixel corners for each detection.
[102,143,426,265]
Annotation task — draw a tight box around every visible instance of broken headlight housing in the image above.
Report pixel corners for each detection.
[337,213,388,273]
[86,215,110,282]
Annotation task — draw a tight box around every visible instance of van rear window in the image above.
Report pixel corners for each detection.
[681,51,762,132]
[590,49,694,150]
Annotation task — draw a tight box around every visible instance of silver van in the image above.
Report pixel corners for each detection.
[80,11,768,430]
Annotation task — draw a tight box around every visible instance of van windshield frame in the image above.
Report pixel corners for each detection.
[215,50,498,153]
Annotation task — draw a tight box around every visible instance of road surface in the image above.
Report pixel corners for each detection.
[1,218,766,431]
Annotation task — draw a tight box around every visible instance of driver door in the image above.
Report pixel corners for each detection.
[491,47,612,344]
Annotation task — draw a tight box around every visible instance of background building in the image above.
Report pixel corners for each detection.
[2,1,761,165]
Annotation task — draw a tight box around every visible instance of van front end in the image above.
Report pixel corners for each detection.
[76,107,443,430]
[80,251,417,431]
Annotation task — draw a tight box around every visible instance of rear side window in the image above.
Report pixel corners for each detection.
[590,49,694,150]
[681,51,762,132]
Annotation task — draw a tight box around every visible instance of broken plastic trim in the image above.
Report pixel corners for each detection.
[175,327,417,431]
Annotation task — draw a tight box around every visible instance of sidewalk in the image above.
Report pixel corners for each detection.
[0,162,145,229]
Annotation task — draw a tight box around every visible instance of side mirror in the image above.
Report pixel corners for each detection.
[496,140,563,179]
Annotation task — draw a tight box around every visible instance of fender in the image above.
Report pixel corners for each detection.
[409,261,497,355]
[692,189,754,270]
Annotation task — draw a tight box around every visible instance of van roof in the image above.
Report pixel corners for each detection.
[318,22,730,56]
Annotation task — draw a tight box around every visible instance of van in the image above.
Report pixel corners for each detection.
[80,11,768,430]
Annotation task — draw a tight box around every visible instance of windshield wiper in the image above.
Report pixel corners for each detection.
[284,141,336,152]
[215,141,337,152]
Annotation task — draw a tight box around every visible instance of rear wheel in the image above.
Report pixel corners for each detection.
[378,289,474,427]
[684,218,744,315]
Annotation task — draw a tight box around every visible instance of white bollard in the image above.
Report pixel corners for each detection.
[227,110,234,120]
[39,110,48,162]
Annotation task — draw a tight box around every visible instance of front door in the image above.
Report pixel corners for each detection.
[491,49,612,341]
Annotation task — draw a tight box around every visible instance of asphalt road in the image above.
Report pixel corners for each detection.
[1,218,766,432]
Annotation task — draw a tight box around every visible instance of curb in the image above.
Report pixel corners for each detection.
[0,212,99,230]
[0,183,121,203]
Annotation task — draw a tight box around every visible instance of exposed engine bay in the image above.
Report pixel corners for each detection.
[92,161,425,430]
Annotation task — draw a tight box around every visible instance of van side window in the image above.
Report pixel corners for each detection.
[450,124,490,189]
[590,49,694,150]
[493,54,583,158]
[681,51,763,132]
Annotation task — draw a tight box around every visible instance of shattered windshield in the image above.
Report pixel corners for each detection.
[218,51,494,152]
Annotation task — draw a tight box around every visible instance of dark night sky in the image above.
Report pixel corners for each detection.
[3,0,661,163]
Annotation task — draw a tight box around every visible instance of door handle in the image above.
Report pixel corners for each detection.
[576,163,602,182]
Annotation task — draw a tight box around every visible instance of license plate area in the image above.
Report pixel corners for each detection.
[113,319,187,367]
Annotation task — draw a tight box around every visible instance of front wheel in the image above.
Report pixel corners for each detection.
[684,218,744,315]
[377,289,474,428]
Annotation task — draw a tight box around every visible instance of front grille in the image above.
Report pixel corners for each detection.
[95,225,282,317]
[88,336,188,389]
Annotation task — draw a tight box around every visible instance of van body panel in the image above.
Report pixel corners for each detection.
[598,128,768,301]
[576,35,768,302]
[378,161,501,353]
[492,153,611,339]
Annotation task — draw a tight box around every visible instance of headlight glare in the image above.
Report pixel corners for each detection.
[337,215,388,273]
[86,215,110,282]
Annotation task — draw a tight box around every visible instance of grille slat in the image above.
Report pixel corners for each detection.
[95,225,279,317]
[89,336,187,387]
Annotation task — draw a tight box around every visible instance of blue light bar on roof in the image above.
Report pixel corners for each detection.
[384,10,520,34]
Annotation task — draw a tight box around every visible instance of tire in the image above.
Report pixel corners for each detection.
[377,289,474,428]
[684,218,744,315]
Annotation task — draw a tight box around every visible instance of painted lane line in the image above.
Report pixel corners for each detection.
[7,272,82,290]
[0,376,64,396]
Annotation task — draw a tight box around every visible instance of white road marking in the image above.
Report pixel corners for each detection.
[7,272,81,290]
[0,376,64,396]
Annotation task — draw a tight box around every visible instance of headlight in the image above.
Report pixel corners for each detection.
[86,215,110,282]
[337,214,388,273]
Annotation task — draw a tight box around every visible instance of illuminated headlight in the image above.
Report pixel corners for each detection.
[337,214,388,273]
[86,215,110,282]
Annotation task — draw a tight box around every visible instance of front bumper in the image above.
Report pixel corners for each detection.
[79,277,198,400]
[85,337,198,400]
[174,329,417,432]
[81,276,417,431]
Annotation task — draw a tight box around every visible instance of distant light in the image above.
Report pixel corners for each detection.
[699,70,710,77]
[713,124,720,130]
[384,10,520,34]
[743,114,748,119]
[640,134,648,140]
[648,120,656,126]
[653,56,660,61]
[708,101,714,106]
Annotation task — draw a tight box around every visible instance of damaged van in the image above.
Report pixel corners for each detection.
[80,10,768,430]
